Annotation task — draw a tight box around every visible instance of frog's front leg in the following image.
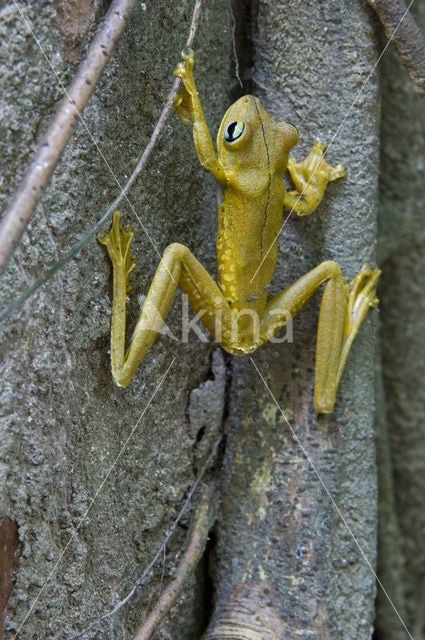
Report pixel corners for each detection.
[283,139,347,216]
[173,48,225,182]
[98,212,234,387]
[259,261,380,413]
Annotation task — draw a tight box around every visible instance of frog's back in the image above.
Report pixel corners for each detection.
[216,179,283,315]
[215,95,298,315]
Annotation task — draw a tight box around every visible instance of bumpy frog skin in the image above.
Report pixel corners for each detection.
[98,48,380,413]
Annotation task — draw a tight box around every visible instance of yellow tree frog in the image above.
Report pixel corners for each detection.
[98,48,380,413]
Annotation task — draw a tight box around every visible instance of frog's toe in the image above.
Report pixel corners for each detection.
[173,62,187,79]
[98,211,135,289]
[173,89,194,125]
[348,265,381,318]
[181,47,195,66]
[172,91,183,109]
[328,162,347,181]
[312,138,328,153]
[98,210,120,246]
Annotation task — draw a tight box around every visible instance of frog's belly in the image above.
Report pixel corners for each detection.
[217,248,273,306]
[216,260,270,351]
[221,341,259,356]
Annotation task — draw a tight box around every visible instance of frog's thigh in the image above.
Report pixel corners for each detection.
[260,261,347,413]
[121,244,233,385]
[260,261,345,333]
[178,250,235,345]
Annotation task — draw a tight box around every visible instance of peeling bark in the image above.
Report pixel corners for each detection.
[0,518,18,640]
[55,0,97,64]
[366,0,425,97]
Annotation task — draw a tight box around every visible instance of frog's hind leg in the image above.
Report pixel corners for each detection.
[99,211,235,387]
[259,261,380,413]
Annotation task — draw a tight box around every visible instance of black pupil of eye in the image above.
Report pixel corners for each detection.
[227,123,238,139]
[225,122,243,142]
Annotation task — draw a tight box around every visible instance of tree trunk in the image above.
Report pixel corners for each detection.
[0,1,234,637]
[375,3,425,639]
[205,1,379,638]
[0,1,393,638]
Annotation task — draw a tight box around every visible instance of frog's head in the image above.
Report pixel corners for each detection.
[217,95,298,174]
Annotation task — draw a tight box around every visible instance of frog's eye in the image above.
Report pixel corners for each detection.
[287,122,299,135]
[224,121,245,143]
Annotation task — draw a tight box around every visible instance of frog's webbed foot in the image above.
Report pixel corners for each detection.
[328,162,347,182]
[284,139,347,216]
[344,264,380,341]
[173,47,197,125]
[288,139,347,190]
[98,211,136,293]
[331,263,380,393]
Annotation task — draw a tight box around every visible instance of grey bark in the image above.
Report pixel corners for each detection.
[0,0,390,639]
[0,1,234,637]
